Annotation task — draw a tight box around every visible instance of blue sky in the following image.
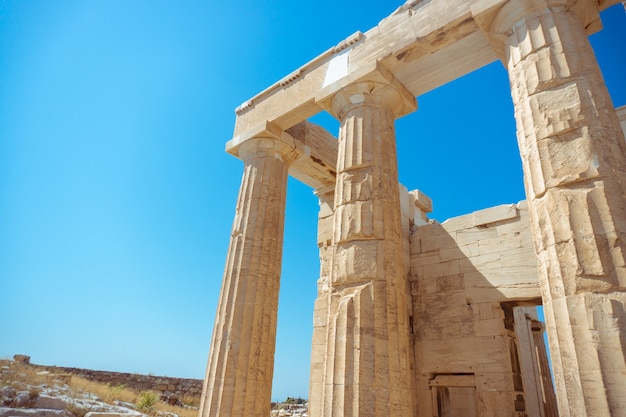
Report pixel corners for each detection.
[0,0,624,402]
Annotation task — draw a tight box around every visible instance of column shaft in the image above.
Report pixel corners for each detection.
[200,138,290,417]
[321,82,415,417]
[309,185,335,417]
[501,3,626,416]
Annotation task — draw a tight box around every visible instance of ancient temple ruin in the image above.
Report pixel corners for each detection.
[199,0,626,416]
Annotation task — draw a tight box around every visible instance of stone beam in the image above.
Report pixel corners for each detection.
[232,0,620,138]
[226,120,338,189]
[285,122,337,189]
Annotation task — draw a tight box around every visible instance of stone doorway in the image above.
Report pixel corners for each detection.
[429,374,478,417]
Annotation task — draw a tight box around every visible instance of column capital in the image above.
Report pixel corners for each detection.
[471,0,601,59]
[226,120,300,164]
[317,62,417,121]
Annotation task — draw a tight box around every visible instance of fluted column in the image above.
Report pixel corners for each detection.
[200,135,295,417]
[319,69,417,417]
[309,185,335,417]
[473,1,626,415]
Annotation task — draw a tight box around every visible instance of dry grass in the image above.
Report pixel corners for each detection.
[0,360,199,417]
[0,360,52,388]
[68,375,137,404]
[180,393,200,408]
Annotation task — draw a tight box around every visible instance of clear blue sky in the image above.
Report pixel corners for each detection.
[0,0,624,402]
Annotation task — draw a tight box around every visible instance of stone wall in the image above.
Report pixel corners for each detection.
[410,201,554,417]
[38,365,203,399]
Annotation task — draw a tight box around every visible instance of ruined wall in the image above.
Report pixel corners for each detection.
[40,365,203,398]
[409,202,548,417]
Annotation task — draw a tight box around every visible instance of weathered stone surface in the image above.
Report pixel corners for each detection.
[12,356,30,364]
[410,200,553,416]
[312,69,416,417]
[0,408,74,417]
[200,137,297,417]
[14,392,31,408]
[473,1,626,415]
[0,387,15,407]
[33,395,66,410]
[204,1,625,416]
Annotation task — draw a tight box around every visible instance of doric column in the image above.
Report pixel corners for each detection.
[309,184,335,417]
[318,67,417,417]
[473,1,626,415]
[199,133,296,417]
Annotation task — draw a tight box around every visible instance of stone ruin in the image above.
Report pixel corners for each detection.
[198,0,626,416]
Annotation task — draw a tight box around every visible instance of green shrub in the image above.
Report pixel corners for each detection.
[136,391,159,411]
[108,383,127,399]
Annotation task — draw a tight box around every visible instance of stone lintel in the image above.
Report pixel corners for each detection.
[232,0,491,136]
[285,121,338,189]
[231,0,618,137]
[227,120,339,189]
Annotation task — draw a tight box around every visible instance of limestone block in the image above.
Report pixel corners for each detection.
[436,274,465,292]
[439,242,480,262]
[473,319,506,337]
[0,409,75,417]
[416,338,508,373]
[477,235,522,255]
[33,395,66,410]
[316,216,334,247]
[333,200,387,242]
[421,260,460,280]
[471,204,518,227]
[410,189,433,213]
[399,183,414,221]
[475,302,505,320]
[500,246,538,268]
[454,228,499,245]
[476,372,515,393]
[419,232,458,253]
[12,355,30,364]
[464,270,541,303]
[332,241,382,284]
[416,291,469,317]
[411,252,440,269]
[318,247,333,281]
[459,253,500,273]
[412,222,445,240]
[441,212,476,232]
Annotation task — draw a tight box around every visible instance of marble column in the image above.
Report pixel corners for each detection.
[473,1,626,415]
[319,70,417,417]
[309,185,335,417]
[199,136,295,417]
